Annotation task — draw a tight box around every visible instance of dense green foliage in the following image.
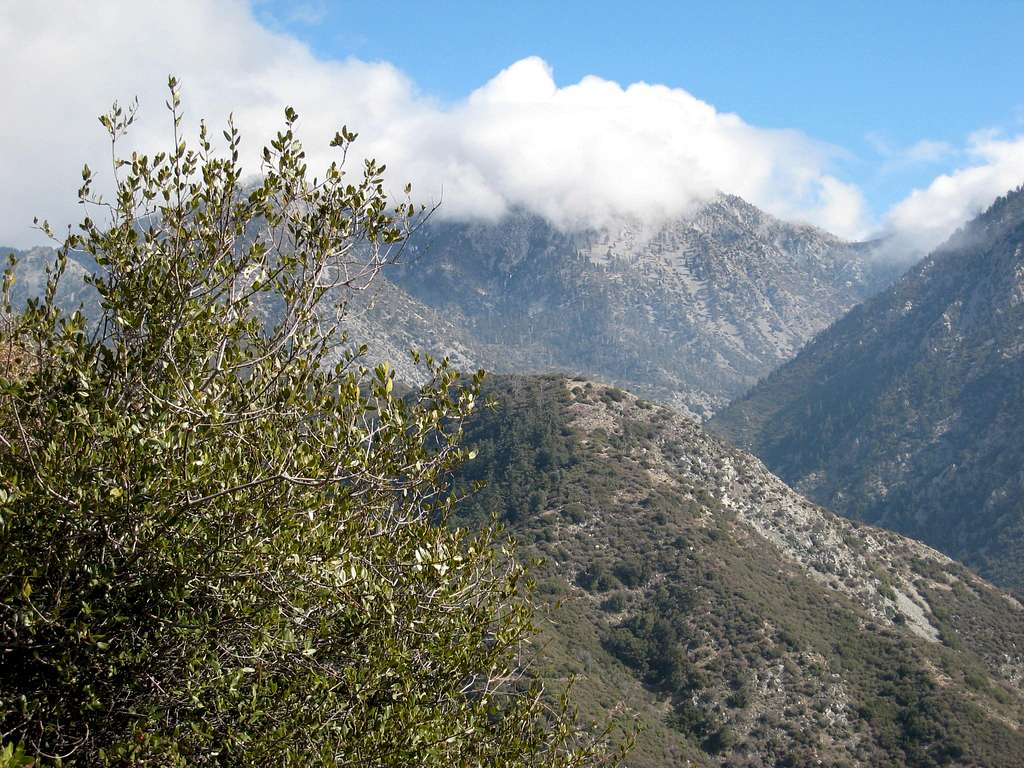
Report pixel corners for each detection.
[711,186,1024,594]
[0,82,622,767]
[451,375,1024,767]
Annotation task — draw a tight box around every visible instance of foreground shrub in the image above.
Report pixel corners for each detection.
[0,79,622,767]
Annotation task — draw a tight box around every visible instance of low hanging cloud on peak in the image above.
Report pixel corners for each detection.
[883,131,1024,254]
[1,0,1021,257]
[426,57,868,236]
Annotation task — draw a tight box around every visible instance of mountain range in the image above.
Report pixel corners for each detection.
[8,187,1024,764]
[354,194,899,417]
[3,194,896,419]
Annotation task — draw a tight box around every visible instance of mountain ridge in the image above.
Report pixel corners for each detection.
[710,184,1024,594]
[453,374,1024,766]
[387,194,899,417]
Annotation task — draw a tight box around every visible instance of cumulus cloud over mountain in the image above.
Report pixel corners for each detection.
[401,56,870,236]
[1,0,1021,255]
[884,132,1024,253]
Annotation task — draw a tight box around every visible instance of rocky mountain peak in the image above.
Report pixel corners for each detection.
[383,195,900,418]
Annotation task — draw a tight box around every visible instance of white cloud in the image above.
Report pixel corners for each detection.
[434,59,869,235]
[7,0,1021,257]
[884,131,1024,253]
[0,0,874,247]
[0,1,419,245]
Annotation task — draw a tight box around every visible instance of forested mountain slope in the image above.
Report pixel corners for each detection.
[711,186,1024,594]
[454,375,1024,767]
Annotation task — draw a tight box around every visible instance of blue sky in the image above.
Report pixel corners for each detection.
[3,1,1024,251]
[258,0,1024,215]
